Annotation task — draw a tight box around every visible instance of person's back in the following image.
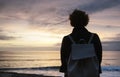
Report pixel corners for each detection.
[59,10,102,77]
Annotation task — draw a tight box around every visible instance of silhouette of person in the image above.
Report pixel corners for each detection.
[59,10,102,77]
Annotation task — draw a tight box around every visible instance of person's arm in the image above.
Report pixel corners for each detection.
[93,34,102,73]
[60,36,68,73]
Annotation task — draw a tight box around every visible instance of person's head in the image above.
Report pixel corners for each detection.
[69,9,89,27]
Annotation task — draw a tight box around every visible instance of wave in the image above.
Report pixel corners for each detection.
[0,66,120,72]
[102,66,120,71]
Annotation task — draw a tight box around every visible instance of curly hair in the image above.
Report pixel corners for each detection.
[69,9,89,27]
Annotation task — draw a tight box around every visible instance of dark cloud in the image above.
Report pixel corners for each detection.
[0,29,3,32]
[0,0,119,20]
[0,0,63,27]
[0,29,16,40]
[102,41,120,51]
[102,33,120,51]
[0,0,119,29]
[77,0,120,14]
[105,25,120,28]
[0,34,15,40]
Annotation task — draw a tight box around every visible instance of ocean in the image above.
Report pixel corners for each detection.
[0,51,120,77]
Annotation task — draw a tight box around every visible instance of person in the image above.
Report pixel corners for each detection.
[59,9,102,77]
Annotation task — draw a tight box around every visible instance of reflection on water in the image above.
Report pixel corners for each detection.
[0,51,60,68]
[102,51,120,66]
[0,51,120,68]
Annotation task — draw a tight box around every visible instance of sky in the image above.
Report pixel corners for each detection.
[0,0,120,51]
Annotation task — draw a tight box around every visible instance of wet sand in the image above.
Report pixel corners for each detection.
[0,72,60,77]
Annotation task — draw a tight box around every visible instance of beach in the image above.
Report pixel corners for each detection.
[0,66,120,77]
[0,72,55,77]
[0,51,120,77]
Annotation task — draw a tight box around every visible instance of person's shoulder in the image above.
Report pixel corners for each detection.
[61,35,72,43]
[89,32,99,37]
[63,34,70,39]
[62,34,72,41]
[88,32,99,38]
[90,32,100,40]
[93,33,98,36]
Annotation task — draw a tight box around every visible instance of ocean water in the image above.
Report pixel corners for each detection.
[0,51,60,68]
[0,51,120,77]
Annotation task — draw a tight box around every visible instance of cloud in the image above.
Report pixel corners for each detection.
[0,34,15,40]
[0,0,119,25]
[0,0,63,28]
[54,43,61,47]
[0,29,3,32]
[110,34,120,41]
[102,41,120,51]
[102,33,120,51]
[103,33,120,41]
[77,0,120,14]
[105,25,120,28]
[0,0,120,35]
[0,29,16,40]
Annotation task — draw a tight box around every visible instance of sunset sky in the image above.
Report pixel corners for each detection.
[0,0,120,51]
